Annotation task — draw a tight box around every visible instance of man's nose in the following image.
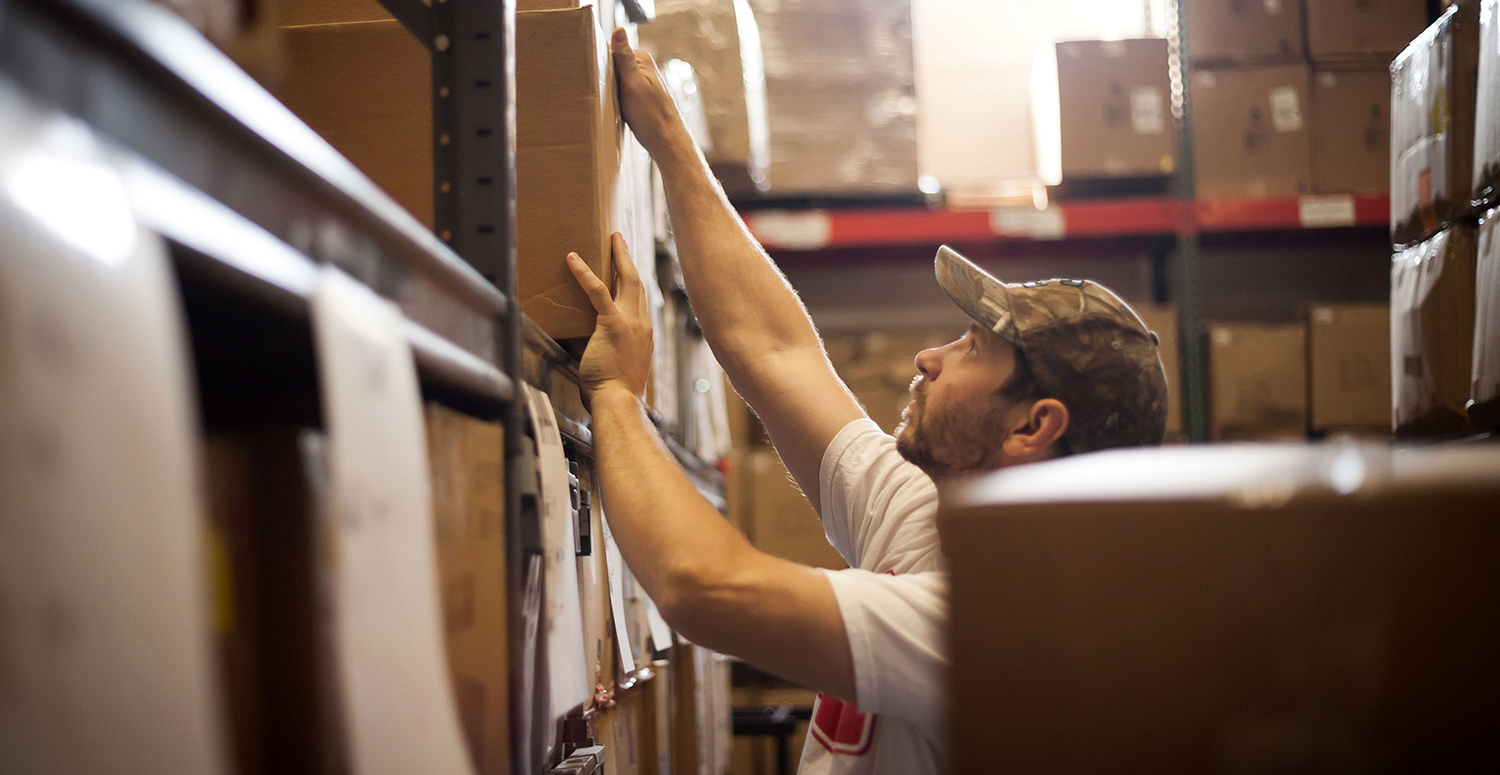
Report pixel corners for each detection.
[915,346,942,381]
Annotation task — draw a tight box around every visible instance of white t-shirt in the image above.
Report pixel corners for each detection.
[796,419,948,775]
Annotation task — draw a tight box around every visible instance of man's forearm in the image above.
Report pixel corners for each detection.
[588,385,754,613]
[653,129,824,380]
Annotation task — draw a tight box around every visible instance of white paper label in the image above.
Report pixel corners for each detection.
[522,384,591,722]
[311,266,475,775]
[602,516,636,675]
[990,206,1066,239]
[1317,71,1339,89]
[1195,71,1218,88]
[1212,328,1235,347]
[0,101,227,774]
[1131,87,1166,134]
[1269,86,1304,133]
[1264,0,1282,13]
[1298,195,1357,228]
[747,210,832,250]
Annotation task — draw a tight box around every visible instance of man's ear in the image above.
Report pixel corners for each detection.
[1001,398,1070,460]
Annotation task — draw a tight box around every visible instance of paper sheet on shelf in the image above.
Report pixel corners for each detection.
[522,384,591,721]
[602,516,637,675]
[519,554,544,775]
[0,102,226,774]
[310,265,474,775]
[646,596,674,654]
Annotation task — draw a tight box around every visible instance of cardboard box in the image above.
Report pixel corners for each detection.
[1310,67,1391,193]
[203,431,341,774]
[1392,224,1479,436]
[1208,322,1308,440]
[517,6,623,340]
[1473,0,1500,209]
[640,0,771,193]
[1305,0,1428,60]
[1307,303,1392,433]
[745,449,847,570]
[424,406,509,775]
[271,19,433,227]
[1390,2,1480,247]
[754,0,919,195]
[825,329,950,435]
[1191,65,1313,197]
[1471,210,1500,430]
[1033,39,1175,184]
[1134,306,1184,441]
[1184,0,1303,62]
[939,442,1500,774]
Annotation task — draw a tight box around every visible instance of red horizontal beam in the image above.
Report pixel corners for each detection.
[741,194,1390,251]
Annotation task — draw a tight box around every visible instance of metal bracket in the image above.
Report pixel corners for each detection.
[372,0,433,48]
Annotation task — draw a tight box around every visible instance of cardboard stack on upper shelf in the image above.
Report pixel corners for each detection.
[1391,224,1479,436]
[745,0,920,197]
[1184,0,1312,197]
[640,0,772,195]
[1031,38,1176,192]
[1390,1,1480,246]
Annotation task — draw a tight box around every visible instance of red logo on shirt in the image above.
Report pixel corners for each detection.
[810,694,877,756]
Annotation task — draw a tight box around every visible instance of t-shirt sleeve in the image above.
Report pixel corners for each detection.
[818,419,941,572]
[823,568,948,736]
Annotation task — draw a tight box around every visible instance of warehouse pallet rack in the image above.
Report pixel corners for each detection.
[738,0,1393,444]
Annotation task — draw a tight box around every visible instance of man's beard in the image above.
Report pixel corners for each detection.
[896,379,1012,478]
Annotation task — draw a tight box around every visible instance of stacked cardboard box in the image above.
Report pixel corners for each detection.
[673,644,732,775]
[270,4,432,227]
[746,0,919,196]
[1191,65,1314,197]
[1032,39,1176,187]
[1188,0,1421,197]
[424,406,509,775]
[1475,0,1500,208]
[1208,322,1309,440]
[1306,303,1392,434]
[1310,67,1391,193]
[1391,224,1479,436]
[1471,210,1500,430]
[639,0,771,194]
[1390,2,1481,246]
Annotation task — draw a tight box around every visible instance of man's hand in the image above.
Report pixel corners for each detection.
[611,28,688,160]
[568,232,654,407]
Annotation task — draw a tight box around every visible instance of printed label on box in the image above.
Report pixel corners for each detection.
[1298,195,1357,228]
[1269,86,1303,133]
[1131,87,1165,134]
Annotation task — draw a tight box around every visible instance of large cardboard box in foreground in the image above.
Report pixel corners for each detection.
[1471,211,1500,430]
[1310,67,1390,193]
[517,6,622,339]
[1307,303,1391,433]
[939,442,1500,773]
[1033,39,1175,184]
[1305,0,1428,60]
[1208,322,1308,440]
[1191,65,1312,197]
[1184,0,1303,62]
[1390,2,1480,247]
[1392,224,1478,436]
[272,18,432,227]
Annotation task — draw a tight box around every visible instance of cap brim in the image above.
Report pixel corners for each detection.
[934,245,1018,343]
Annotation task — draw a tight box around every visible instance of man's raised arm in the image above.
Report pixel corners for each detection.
[611,30,863,510]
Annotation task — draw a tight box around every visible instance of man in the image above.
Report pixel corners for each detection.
[564,31,1169,774]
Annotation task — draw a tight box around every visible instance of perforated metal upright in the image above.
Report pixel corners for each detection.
[1169,0,1208,442]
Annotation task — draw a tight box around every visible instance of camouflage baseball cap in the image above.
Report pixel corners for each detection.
[934,245,1169,452]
